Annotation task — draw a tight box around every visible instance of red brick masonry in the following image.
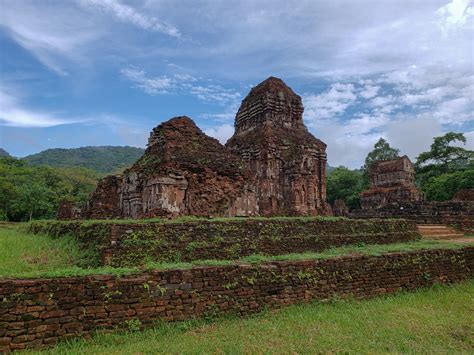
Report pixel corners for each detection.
[30,219,421,266]
[1,247,473,352]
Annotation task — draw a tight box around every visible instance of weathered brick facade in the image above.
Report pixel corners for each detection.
[351,201,474,232]
[30,219,420,267]
[226,77,329,216]
[1,247,472,352]
[360,156,424,210]
[60,77,329,220]
[453,189,474,201]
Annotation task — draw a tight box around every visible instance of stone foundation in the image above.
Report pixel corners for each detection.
[351,201,474,232]
[29,219,420,267]
[0,247,472,352]
[453,189,474,201]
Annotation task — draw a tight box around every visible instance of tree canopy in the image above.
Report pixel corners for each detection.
[415,132,474,201]
[363,138,400,171]
[416,132,473,178]
[0,157,99,221]
[422,170,474,201]
[326,167,365,210]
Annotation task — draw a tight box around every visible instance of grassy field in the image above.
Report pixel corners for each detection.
[32,281,474,354]
[0,225,470,278]
[1,225,472,353]
[0,225,87,277]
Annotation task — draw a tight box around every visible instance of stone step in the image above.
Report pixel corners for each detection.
[418,227,455,231]
[417,225,452,229]
[418,228,454,232]
[419,229,459,234]
[419,232,460,237]
[425,234,465,240]
[417,224,464,240]
[418,224,446,226]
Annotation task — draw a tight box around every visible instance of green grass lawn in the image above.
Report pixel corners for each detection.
[0,225,471,278]
[0,225,87,277]
[32,281,474,354]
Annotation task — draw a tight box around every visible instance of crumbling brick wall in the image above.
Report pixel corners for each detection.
[351,201,474,232]
[30,219,420,267]
[0,247,472,352]
[62,77,330,220]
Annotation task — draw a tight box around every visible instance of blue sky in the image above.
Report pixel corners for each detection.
[0,0,473,168]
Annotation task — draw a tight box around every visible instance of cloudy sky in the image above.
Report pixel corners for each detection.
[0,0,472,168]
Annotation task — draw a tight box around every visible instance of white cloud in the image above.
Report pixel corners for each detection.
[302,60,472,167]
[303,83,389,168]
[401,87,451,105]
[0,87,83,128]
[437,0,473,34]
[204,124,234,144]
[359,85,381,99]
[308,118,381,169]
[200,102,241,122]
[200,112,235,121]
[138,0,469,80]
[378,66,473,125]
[120,67,173,94]
[370,95,395,108]
[0,1,100,75]
[78,0,180,37]
[346,113,389,136]
[187,85,241,105]
[121,66,241,106]
[2,0,471,80]
[385,117,443,161]
[304,83,356,120]
[463,131,474,150]
[434,97,472,124]
[1,0,472,167]
[0,0,180,75]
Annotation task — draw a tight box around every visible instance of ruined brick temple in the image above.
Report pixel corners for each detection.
[75,77,329,219]
[352,157,473,231]
[226,77,328,216]
[360,155,424,210]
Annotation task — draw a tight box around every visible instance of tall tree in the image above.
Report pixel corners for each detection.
[363,138,400,171]
[327,167,365,210]
[361,138,400,187]
[11,183,54,221]
[416,132,473,175]
[415,132,474,194]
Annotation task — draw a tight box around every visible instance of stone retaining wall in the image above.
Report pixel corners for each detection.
[1,247,472,352]
[351,201,474,232]
[29,219,420,266]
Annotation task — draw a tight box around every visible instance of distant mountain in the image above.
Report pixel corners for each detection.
[0,148,10,157]
[23,146,145,174]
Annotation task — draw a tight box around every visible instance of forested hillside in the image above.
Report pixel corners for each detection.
[0,148,10,157]
[23,146,144,174]
[0,157,98,221]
